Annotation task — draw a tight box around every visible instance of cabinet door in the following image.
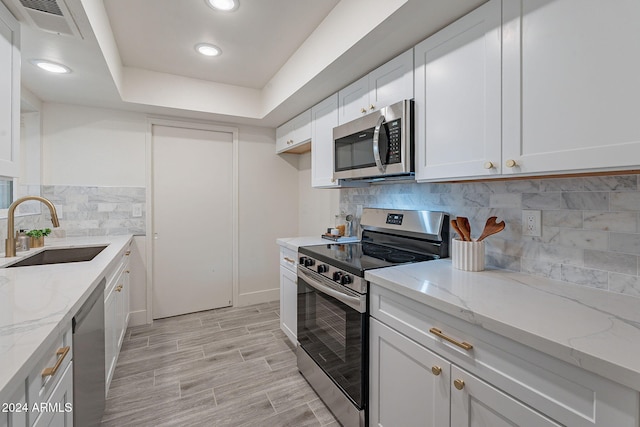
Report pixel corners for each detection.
[450,365,561,427]
[502,0,640,175]
[115,269,127,349]
[275,121,293,153]
[369,318,450,427]
[1,385,27,427]
[104,289,117,394]
[311,93,339,188]
[279,265,297,345]
[32,362,73,427]
[0,2,20,178]
[338,75,369,124]
[415,0,501,181]
[290,109,311,145]
[368,48,414,113]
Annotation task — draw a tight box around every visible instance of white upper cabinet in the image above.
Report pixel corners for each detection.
[0,2,20,178]
[338,48,414,124]
[415,0,501,181]
[502,0,640,175]
[276,108,312,154]
[311,93,339,188]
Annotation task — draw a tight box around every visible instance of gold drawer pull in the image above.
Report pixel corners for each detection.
[283,257,295,263]
[125,270,130,274]
[42,346,70,378]
[125,251,131,256]
[429,327,473,351]
[454,379,465,390]
[431,366,442,376]
[116,285,123,292]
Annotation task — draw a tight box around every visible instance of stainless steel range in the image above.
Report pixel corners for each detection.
[296,208,449,427]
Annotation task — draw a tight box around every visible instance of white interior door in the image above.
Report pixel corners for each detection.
[152,124,233,319]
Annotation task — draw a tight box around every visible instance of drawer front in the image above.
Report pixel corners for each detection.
[279,247,297,271]
[370,284,639,427]
[27,326,72,426]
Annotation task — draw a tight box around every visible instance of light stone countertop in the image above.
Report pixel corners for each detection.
[276,235,358,251]
[365,259,640,392]
[0,235,133,402]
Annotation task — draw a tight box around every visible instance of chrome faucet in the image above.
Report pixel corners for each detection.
[5,196,60,257]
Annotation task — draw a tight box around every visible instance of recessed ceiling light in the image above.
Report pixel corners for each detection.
[206,0,239,12]
[195,43,222,57]
[30,60,71,74]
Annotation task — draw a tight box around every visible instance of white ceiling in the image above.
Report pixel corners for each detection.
[4,0,487,127]
[103,0,339,89]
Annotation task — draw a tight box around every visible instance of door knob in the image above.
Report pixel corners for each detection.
[484,161,494,169]
[369,104,375,110]
[505,159,517,168]
[431,366,442,376]
[361,107,367,114]
[454,379,465,390]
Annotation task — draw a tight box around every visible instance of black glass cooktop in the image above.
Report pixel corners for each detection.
[299,241,439,277]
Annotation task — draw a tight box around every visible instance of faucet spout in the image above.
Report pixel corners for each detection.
[5,196,60,257]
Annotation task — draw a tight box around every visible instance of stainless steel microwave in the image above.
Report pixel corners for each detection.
[333,99,414,181]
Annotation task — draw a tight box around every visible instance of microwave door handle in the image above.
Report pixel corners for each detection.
[372,114,387,174]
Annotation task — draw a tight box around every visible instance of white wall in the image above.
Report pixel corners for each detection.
[41,103,300,316]
[297,152,340,236]
[237,127,299,305]
[42,103,147,186]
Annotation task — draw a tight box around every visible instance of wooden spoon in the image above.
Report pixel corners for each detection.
[455,217,472,242]
[450,219,465,241]
[476,216,506,242]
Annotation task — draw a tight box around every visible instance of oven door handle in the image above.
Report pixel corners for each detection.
[298,268,366,313]
[372,114,387,174]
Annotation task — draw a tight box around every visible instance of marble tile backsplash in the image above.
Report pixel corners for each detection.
[0,186,146,243]
[340,174,640,298]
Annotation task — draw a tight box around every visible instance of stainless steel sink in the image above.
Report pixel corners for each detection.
[6,245,108,267]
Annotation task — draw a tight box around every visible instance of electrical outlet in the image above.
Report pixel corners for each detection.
[132,204,143,218]
[522,210,541,237]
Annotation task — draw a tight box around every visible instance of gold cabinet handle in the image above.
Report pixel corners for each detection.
[505,159,517,168]
[431,366,442,376]
[125,251,131,256]
[429,327,473,351]
[283,257,295,263]
[454,379,465,390]
[42,346,70,378]
[484,161,494,169]
[360,107,367,114]
[125,270,130,274]
[115,285,123,292]
[369,104,375,110]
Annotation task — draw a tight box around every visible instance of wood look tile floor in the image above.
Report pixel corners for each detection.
[100,301,339,427]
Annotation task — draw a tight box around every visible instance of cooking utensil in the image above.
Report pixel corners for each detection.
[476,216,506,242]
[450,219,465,240]
[456,217,472,242]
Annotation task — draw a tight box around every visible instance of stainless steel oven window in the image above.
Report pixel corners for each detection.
[297,269,367,408]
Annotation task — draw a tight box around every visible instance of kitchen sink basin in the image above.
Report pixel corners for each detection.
[6,245,108,267]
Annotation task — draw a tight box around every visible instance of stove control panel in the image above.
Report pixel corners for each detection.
[386,213,404,225]
[298,255,367,294]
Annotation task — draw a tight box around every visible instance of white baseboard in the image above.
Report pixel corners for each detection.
[128,310,149,326]
[237,288,279,307]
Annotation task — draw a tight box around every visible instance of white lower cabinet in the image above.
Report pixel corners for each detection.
[278,245,297,345]
[32,363,73,427]
[1,384,27,427]
[104,245,131,395]
[370,284,639,427]
[369,318,450,427]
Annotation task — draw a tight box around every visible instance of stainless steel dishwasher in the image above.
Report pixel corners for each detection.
[73,278,106,427]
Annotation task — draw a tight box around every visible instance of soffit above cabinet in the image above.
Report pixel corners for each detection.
[6,0,486,126]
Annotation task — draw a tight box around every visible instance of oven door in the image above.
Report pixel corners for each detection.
[297,266,367,409]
